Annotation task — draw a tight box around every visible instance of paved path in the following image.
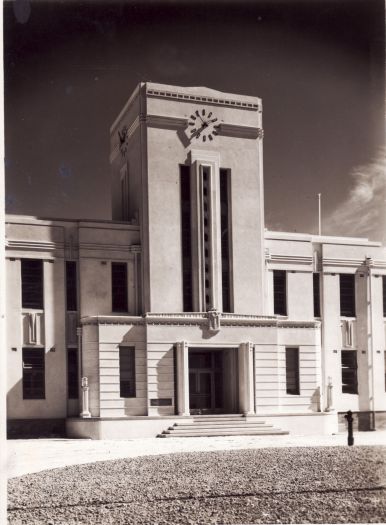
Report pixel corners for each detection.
[6,431,386,478]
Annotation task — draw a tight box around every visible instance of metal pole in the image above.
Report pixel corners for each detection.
[318,193,322,236]
[344,410,354,446]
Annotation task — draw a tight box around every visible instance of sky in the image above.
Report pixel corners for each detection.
[4,0,385,242]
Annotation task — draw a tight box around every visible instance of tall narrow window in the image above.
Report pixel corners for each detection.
[180,165,193,311]
[383,276,386,317]
[120,165,129,221]
[67,348,79,399]
[119,346,136,397]
[22,348,45,399]
[341,350,358,394]
[313,272,321,317]
[111,262,128,312]
[66,261,77,311]
[220,168,231,312]
[21,259,43,309]
[340,274,356,317]
[202,166,212,310]
[285,347,299,395]
[273,270,287,315]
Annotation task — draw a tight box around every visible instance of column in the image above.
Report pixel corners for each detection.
[176,341,190,416]
[238,342,255,415]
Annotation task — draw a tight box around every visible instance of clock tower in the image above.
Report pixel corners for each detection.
[110,82,266,315]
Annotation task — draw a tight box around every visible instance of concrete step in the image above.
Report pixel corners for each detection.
[158,429,289,438]
[171,423,273,429]
[192,415,246,421]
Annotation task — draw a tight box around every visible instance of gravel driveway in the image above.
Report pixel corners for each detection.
[8,446,386,524]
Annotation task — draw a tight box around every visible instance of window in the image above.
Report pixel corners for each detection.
[21,259,43,309]
[22,348,45,399]
[340,274,355,317]
[220,168,232,312]
[119,346,136,397]
[66,261,77,311]
[313,272,320,317]
[341,350,358,394]
[111,262,128,312]
[273,270,287,315]
[67,348,79,399]
[383,276,386,317]
[285,347,299,395]
[180,165,193,311]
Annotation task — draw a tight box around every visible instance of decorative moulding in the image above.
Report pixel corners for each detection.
[146,88,260,110]
[267,254,313,266]
[217,123,263,139]
[80,313,320,330]
[146,114,189,129]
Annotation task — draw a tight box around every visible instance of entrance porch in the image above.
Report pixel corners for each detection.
[175,342,255,417]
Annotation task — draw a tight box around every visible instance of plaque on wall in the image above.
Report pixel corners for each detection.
[150,398,172,407]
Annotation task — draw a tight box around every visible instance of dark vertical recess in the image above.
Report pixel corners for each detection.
[220,168,231,313]
[67,348,79,399]
[313,272,320,317]
[273,270,287,315]
[66,261,77,311]
[180,165,193,311]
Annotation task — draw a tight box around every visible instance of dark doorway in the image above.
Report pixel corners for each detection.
[188,349,225,414]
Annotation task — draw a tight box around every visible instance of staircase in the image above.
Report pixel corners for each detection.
[157,414,289,438]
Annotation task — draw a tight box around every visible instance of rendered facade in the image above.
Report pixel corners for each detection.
[6,83,386,438]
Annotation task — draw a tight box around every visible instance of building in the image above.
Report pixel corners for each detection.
[6,83,386,438]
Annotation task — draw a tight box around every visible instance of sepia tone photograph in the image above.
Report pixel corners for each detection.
[3,0,386,523]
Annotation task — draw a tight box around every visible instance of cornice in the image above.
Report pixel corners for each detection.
[266,254,313,266]
[81,316,144,326]
[6,240,64,252]
[322,258,386,269]
[146,87,260,110]
[144,312,320,329]
[80,313,320,330]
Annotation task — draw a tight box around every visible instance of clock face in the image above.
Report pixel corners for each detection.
[118,125,129,157]
[188,109,220,142]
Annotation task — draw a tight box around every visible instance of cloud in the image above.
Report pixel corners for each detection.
[323,148,386,242]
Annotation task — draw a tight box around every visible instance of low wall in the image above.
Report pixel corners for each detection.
[7,418,66,439]
[252,412,338,435]
[67,412,339,439]
[66,417,184,439]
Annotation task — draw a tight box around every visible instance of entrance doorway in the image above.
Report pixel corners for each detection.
[188,348,238,414]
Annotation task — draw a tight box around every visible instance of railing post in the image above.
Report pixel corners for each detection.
[344,410,354,446]
[80,376,91,418]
